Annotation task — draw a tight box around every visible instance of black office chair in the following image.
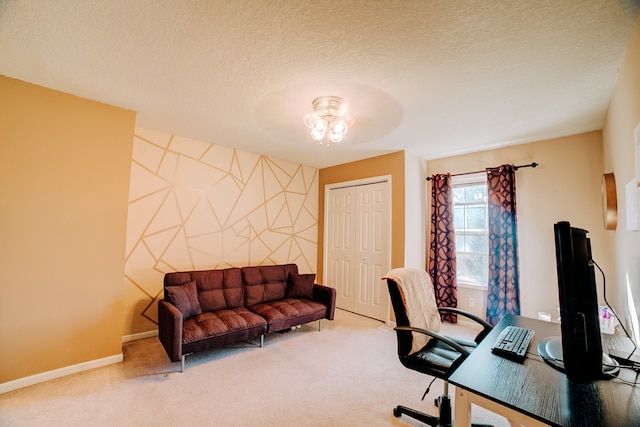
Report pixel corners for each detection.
[385,268,493,427]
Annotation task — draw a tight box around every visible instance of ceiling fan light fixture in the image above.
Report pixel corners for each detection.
[304,96,354,147]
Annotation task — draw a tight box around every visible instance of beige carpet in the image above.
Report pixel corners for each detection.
[0,309,514,426]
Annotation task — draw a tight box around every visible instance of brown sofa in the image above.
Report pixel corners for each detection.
[158,263,336,370]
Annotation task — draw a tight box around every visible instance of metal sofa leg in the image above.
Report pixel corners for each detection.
[181,354,185,373]
[318,319,322,331]
[260,334,264,348]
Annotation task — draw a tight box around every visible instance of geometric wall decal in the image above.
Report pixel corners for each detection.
[124,128,319,335]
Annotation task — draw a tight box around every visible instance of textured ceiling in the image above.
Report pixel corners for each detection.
[1,0,639,168]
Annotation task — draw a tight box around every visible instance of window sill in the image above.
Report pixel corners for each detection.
[457,282,488,291]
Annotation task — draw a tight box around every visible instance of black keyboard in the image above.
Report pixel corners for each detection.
[491,325,534,362]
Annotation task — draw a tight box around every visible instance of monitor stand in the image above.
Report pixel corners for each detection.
[537,336,619,378]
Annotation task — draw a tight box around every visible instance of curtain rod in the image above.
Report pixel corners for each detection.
[425,162,538,181]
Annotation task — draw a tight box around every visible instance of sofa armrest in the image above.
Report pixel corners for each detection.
[158,299,184,362]
[312,284,336,320]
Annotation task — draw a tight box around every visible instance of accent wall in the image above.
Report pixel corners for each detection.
[124,128,319,336]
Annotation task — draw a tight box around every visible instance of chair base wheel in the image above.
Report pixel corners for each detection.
[392,403,494,427]
[393,405,439,426]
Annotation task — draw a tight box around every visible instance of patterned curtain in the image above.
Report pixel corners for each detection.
[485,164,521,326]
[428,173,457,322]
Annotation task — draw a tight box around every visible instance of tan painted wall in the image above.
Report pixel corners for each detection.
[124,128,318,335]
[403,151,428,269]
[602,11,640,328]
[427,132,607,320]
[0,76,135,384]
[317,151,405,284]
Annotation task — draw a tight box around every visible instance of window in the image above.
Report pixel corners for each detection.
[452,173,488,287]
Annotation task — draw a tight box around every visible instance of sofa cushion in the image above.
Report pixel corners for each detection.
[182,307,267,344]
[165,268,244,312]
[193,268,244,312]
[286,272,316,299]
[243,264,298,306]
[165,280,202,320]
[249,298,327,332]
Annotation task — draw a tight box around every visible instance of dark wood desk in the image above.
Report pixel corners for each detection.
[449,314,640,427]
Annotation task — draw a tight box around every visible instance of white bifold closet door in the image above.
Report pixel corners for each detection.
[325,179,390,322]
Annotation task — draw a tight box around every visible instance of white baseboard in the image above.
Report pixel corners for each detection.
[0,330,159,394]
[0,353,123,395]
[122,329,158,343]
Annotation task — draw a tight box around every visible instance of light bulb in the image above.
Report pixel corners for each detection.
[329,130,343,143]
[310,127,325,142]
[331,120,347,135]
[312,118,326,131]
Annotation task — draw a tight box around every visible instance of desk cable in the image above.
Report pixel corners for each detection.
[603,364,640,387]
[529,352,640,386]
[421,377,437,401]
[592,260,639,364]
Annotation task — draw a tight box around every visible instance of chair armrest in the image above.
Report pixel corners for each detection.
[437,307,493,343]
[394,325,471,356]
[158,300,184,362]
[313,284,336,320]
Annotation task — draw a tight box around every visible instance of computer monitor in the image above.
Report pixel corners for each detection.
[537,221,616,382]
